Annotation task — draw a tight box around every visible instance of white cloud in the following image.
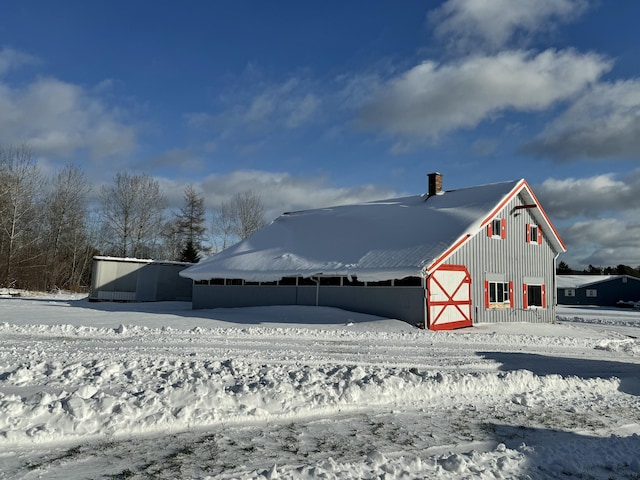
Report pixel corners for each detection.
[285,93,320,128]
[0,47,39,75]
[193,74,322,135]
[563,218,640,250]
[471,138,498,156]
[184,72,324,157]
[239,78,321,128]
[536,172,640,270]
[140,148,205,172]
[184,112,213,129]
[535,174,640,220]
[195,170,399,222]
[335,70,388,111]
[429,0,588,52]
[0,73,137,160]
[522,80,640,160]
[359,49,610,145]
[559,218,640,269]
[245,92,275,123]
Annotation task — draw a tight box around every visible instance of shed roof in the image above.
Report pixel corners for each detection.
[93,256,192,267]
[182,179,565,282]
[556,274,640,289]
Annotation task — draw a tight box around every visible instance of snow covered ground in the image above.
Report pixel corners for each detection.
[0,291,639,479]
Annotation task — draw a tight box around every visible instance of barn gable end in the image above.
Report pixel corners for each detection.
[440,188,561,325]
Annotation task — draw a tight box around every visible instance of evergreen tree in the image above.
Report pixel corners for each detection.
[175,185,207,261]
[556,261,572,274]
[180,238,200,263]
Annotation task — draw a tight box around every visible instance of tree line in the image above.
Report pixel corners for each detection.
[557,261,640,278]
[0,144,265,292]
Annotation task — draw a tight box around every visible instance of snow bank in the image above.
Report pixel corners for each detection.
[1,354,622,445]
[0,296,639,479]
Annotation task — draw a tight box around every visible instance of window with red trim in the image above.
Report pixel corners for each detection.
[487,218,506,239]
[484,280,513,308]
[526,224,542,244]
[525,284,546,308]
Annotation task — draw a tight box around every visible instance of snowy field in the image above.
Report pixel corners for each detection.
[0,291,639,479]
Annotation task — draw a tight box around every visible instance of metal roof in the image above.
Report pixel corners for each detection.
[182,179,565,282]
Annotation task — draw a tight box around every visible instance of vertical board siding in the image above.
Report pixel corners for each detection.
[446,192,557,324]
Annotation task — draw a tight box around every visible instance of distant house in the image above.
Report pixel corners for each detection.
[557,274,640,307]
[89,256,193,302]
[180,174,566,330]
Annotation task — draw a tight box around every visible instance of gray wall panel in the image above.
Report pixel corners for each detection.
[90,258,192,302]
[193,285,297,309]
[192,284,424,325]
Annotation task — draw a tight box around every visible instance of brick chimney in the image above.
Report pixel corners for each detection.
[427,172,443,196]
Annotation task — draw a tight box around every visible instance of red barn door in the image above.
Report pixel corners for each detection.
[427,264,472,330]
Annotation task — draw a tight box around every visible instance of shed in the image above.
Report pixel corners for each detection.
[89,256,193,302]
[557,274,640,307]
[180,174,566,330]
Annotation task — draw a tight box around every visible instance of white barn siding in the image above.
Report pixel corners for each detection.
[446,192,557,324]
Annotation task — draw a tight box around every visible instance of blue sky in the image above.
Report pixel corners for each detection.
[2,0,640,269]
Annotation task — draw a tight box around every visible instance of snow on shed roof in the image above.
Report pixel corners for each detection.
[182,179,560,282]
[556,274,639,289]
[93,256,193,267]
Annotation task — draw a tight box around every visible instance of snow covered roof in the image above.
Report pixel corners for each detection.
[93,256,192,267]
[182,179,565,282]
[556,275,639,289]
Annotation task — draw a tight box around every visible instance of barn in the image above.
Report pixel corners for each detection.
[180,174,566,330]
[89,256,193,302]
[557,274,640,307]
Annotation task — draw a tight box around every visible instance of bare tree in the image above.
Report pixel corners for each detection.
[210,201,235,252]
[231,191,266,240]
[159,218,183,261]
[175,184,207,262]
[98,172,167,258]
[0,148,97,291]
[0,145,43,288]
[42,165,93,290]
[211,190,266,250]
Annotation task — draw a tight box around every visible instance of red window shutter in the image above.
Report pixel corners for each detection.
[500,218,506,239]
[526,224,531,243]
[487,222,493,237]
[509,281,514,308]
[484,280,489,308]
[523,283,528,309]
[538,226,543,245]
[541,284,546,308]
